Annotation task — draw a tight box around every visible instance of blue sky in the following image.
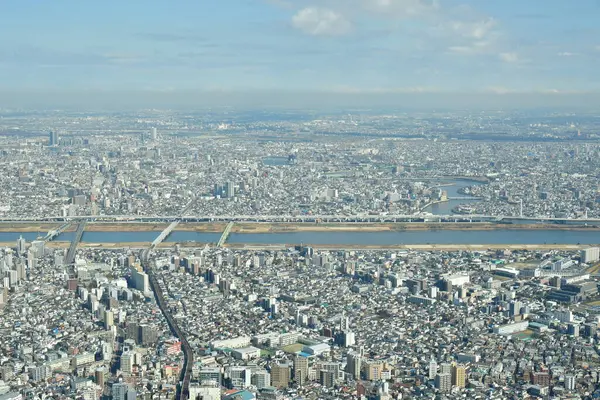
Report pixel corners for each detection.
[1,0,599,105]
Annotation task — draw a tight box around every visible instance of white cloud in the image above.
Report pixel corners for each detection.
[362,0,439,17]
[447,41,491,55]
[557,52,577,57]
[292,7,351,36]
[329,85,440,93]
[499,52,519,63]
[486,86,518,94]
[449,18,496,39]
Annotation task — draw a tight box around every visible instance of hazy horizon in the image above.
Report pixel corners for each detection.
[3,90,600,112]
[2,0,600,111]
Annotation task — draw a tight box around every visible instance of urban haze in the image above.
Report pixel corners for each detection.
[1,1,600,400]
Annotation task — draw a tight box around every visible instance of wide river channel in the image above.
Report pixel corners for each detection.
[3,180,597,246]
[1,229,599,246]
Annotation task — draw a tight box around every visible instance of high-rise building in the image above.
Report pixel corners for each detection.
[346,353,362,380]
[16,236,27,256]
[452,364,466,387]
[435,373,451,392]
[565,374,575,390]
[509,301,522,317]
[112,382,129,400]
[95,368,105,388]
[151,127,157,140]
[251,370,271,389]
[138,324,158,345]
[103,310,114,330]
[132,269,150,295]
[365,362,383,381]
[319,370,336,388]
[440,363,452,375]
[567,323,579,337]
[428,359,438,380]
[271,363,290,388]
[225,181,235,198]
[120,351,137,374]
[581,247,600,263]
[49,130,59,146]
[294,356,309,386]
[583,323,597,338]
[228,366,251,388]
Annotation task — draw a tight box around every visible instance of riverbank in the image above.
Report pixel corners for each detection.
[0,223,61,233]
[231,222,600,233]
[85,222,226,232]
[0,221,598,234]
[225,243,590,251]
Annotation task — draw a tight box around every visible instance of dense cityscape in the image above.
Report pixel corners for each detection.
[0,109,599,400]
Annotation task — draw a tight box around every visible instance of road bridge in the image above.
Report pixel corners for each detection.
[41,221,73,242]
[217,221,234,247]
[65,220,86,265]
[151,221,179,248]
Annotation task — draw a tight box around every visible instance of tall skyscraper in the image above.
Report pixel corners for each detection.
[151,127,158,140]
[49,130,59,146]
[225,181,235,198]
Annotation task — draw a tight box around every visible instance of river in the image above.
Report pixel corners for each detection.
[0,229,595,246]
[424,179,484,215]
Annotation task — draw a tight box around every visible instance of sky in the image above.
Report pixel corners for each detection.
[1,0,600,109]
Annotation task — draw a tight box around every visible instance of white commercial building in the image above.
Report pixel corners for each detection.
[493,321,529,335]
[581,247,600,263]
[443,274,470,287]
[210,336,251,349]
[231,346,261,361]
